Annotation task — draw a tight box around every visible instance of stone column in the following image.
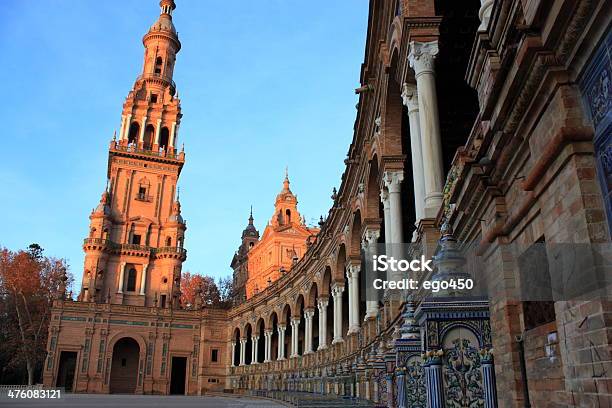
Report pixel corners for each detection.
[401,83,426,223]
[317,298,329,349]
[384,171,404,245]
[264,330,273,362]
[117,262,126,293]
[230,341,236,367]
[380,190,393,247]
[362,229,380,319]
[304,309,315,354]
[478,0,494,31]
[154,119,162,146]
[122,114,132,141]
[386,373,394,407]
[396,367,407,408]
[425,353,445,408]
[481,352,498,408]
[408,41,444,217]
[331,284,344,344]
[347,264,360,334]
[251,335,259,364]
[138,116,147,145]
[290,318,300,358]
[170,122,177,148]
[239,338,247,366]
[277,325,286,360]
[119,115,126,141]
[139,263,148,296]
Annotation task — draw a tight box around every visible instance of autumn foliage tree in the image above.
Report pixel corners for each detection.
[180,272,233,309]
[0,244,71,385]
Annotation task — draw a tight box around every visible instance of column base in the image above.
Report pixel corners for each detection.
[423,202,442,218]
[317,345,328,351]
[264,359,271,363]
[348,326,360,335]
[332,338,344,344]
[304,350,314,355]
[277,357,286,361]
[290,354,299,358]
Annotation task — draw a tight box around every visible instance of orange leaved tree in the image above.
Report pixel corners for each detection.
[0,244,71,385]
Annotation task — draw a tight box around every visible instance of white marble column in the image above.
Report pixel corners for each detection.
[239,338,247,366]
[170,121,177,148]
[138,116,147,144]
[154,119,162,146]
[362,229,381,319]
[384,171,404,244]
[409,41,444,217]
[251,335,259,364]
[139,263,148,296]
[290,318,300,358]
[119,115,126,141]
[277,325,286,360]
[317,298,329,349]
[380,189,393,273]
[117,262,126,293]
[331,284,344,344]
[122,114,132,141]
[401,83,426,223]
[230,341,236,367]
[478,0,494,31]
[347,264,361,334]
[304,309,315,354]
[264,330,272,362]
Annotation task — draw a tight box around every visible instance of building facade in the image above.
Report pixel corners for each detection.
[43,0,227,395]
[44,0,612,406]
[227,1,612,407]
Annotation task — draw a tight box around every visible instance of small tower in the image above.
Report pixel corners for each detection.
[231,208,260,303]
[115,0,182,152]
[81,0,187,308]
[270,169,302,228]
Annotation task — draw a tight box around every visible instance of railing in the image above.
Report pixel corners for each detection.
[154,246,187,257]
[136,72,176,93]
[110,143,182,161]
[82,240,186,258]
[135,193,153,202]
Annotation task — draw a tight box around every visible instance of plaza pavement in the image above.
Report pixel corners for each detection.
[1,393,286,408]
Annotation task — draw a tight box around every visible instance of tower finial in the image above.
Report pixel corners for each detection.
[249,205,254,225]
[283,167,290,192]
[159,0,176,16]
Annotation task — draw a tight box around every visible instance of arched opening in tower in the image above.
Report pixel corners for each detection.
[143,124,155,150]
[127,122,140,145]
[160,126,170,151]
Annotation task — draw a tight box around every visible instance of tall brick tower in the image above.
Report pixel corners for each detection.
[80,0,186,309]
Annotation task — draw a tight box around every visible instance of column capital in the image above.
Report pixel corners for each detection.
[408,40,439,77]
[383,171,404,193]
[317,298,329,309]
[401,82,419,113]
[230,341,236,347]
[347,264,361,279]
[278,324,286,331]
[304,309,315,319]
[291,317,301,326]
[362,228,380,249]
[331,283,345,296]
[264,329,273,336]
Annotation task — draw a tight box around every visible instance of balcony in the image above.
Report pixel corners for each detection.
[135,193,153,202]
[109,142,184,161]
[136,72,176,95]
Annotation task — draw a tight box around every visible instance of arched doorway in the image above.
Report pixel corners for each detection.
[109,337,140,394]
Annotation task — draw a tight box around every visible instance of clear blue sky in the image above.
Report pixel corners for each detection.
[0,0,368,290]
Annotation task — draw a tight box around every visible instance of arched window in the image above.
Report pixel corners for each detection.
[126,268,137,292]
[159,127,170,151]
[285,209,291,224]
[136,178,151,202]
[166,236,172,247]
[127,122,140,145]
[143,124,155,150]
[154,57,163,74]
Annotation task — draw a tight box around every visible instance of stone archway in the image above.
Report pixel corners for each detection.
[109,337,140,394]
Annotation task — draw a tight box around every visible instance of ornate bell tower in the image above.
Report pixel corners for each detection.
[81,0,187,309]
